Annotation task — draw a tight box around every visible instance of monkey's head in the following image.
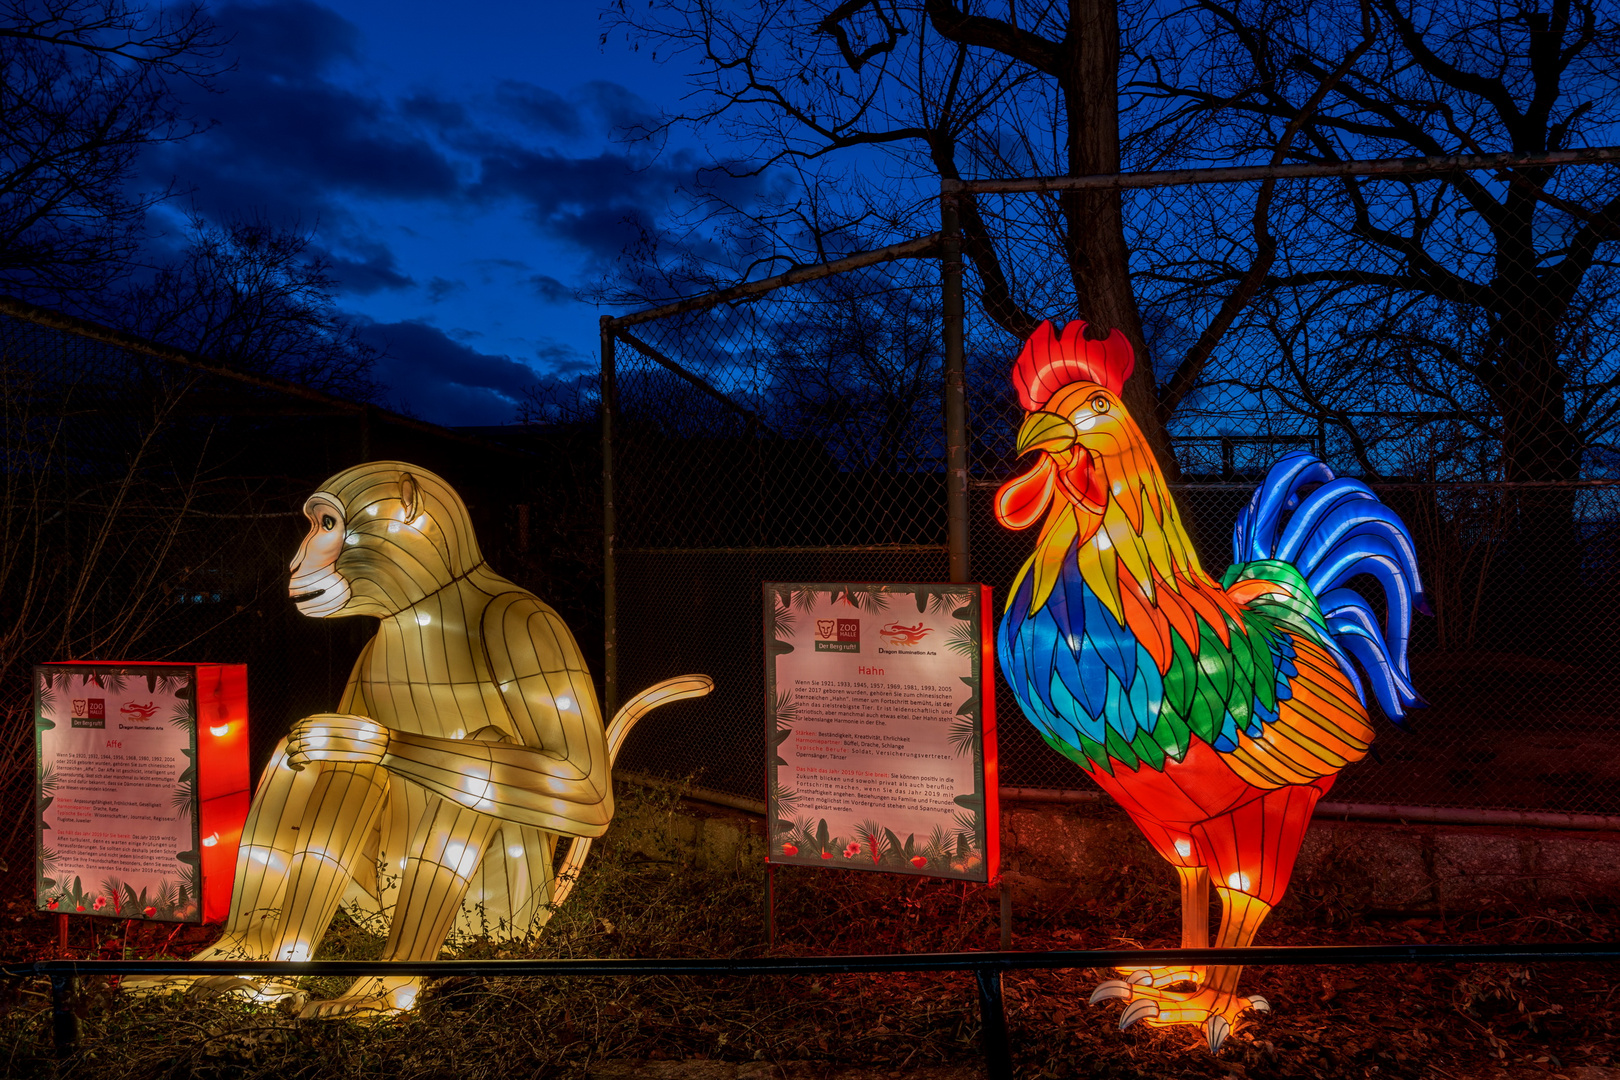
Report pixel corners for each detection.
[288,462,483,618]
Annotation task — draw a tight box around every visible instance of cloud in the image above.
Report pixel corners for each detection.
[327,246,414,294]
[426,276,466,303]
[149,0,460,227]
[357,318,541,426]
[495,80,584,138]
[535,338,592,374]
[471,147,694,259]
[529,274,571,302]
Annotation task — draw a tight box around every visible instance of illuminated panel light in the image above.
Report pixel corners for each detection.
[210,724,230,737]
[1173,839,1192,858]
[1226,872,1252,891]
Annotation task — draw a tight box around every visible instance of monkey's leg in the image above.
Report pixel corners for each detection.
[123,739,323,997]
[262,760,390,968]
[301,792,500,1019]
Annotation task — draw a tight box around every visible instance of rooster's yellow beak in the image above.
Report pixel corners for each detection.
[1015,411,1077,456]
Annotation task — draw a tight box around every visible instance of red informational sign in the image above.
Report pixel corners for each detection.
[764,582,999,882]
[35,662,251,923]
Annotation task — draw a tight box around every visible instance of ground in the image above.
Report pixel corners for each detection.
[0,784,1616,1079]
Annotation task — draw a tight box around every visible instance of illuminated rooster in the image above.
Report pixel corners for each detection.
[995,321,1425,1051]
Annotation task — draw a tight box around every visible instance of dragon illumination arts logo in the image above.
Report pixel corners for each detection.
[879,622,933,647]
[70,698,106,729]
[120,701,159,722]
[814,618,860,653]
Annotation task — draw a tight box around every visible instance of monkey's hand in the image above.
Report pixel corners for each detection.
[285,714,392,770]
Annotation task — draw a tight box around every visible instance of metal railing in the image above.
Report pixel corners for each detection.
[9,943,1619,1077]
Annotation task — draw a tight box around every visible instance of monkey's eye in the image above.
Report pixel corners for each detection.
[320,514,337,531]
[1090,395,1111,415]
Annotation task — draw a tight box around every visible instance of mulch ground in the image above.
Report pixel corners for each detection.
[1,788,1616,1079]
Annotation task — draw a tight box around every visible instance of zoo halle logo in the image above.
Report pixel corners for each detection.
[814,618,861,653]
[69,698,105,729]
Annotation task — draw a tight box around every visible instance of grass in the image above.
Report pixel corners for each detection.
[0,782,1617,1078]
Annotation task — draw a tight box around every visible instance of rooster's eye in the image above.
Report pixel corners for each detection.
[321,514,337,531]
[1090,395,1111,415]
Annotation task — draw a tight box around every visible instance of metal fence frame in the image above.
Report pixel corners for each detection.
[10,943,1620,1075]
[600,144,1620,829]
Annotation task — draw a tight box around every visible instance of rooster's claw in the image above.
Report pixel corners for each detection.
[1120,999,1159,1029]
[1207,1014,1232,1053]
[1248,995,1270,1013]
[1090,979,1132,1004]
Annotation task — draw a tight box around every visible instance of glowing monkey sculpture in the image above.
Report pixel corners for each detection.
[145,462,711,1017]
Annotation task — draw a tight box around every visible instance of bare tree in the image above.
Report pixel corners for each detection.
[604,0,1180,466]
[114,216,381,400]
[0,0,225,306]
[1134,0,1620,480]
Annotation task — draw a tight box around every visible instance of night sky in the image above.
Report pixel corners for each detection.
[141,0,705,426]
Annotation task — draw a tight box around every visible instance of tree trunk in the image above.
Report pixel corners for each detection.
[1056,0,1175,477]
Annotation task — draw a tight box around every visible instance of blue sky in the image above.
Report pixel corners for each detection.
[142,0,702,426]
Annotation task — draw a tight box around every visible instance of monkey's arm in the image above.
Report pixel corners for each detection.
[283,717,615,837]
[379,727,613,836]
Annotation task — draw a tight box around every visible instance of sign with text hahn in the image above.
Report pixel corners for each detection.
[764,582,999,882]
[35,662,251,923]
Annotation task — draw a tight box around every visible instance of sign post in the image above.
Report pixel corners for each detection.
[763,582,998,882]
[35,662,251,925]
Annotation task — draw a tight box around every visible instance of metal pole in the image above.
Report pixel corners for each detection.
[49,973,77,1057]
[999,879,1012,950]
[765,863,776,949]
[975,969,1012,1080]
[941,195,969,585]
[600,318,618,718]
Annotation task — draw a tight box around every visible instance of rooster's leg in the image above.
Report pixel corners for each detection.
[1093,887,1273,1051]
[1112,865,1209,989]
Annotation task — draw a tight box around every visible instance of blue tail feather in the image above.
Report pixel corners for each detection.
[1233,452,1428,723]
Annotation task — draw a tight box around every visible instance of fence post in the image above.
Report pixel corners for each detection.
[49,973,78,1057]
[975,967,1012,1079]
[600,318,618,718]
[941,193,969,585]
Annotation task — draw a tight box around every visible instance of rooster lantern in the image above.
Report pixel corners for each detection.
[995,322,1426,1051]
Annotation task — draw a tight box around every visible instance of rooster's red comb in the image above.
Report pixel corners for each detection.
[1012,320,1135,411]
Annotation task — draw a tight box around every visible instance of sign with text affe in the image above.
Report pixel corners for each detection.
[764,582,999,881]
[35,662,251,923]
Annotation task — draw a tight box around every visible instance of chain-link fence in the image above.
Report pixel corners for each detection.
[0,300,597,870]
[606,149,1620,825]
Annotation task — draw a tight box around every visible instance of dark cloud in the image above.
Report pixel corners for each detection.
[528,274,570,302]
[326,246,414,294]
[535,338,591,374]
[426,276,466,303]
[220,0,360,78]
[472,148,691,258]
[580,80,660,136]
[495,81,584,138]
[356,318,540,426]
[149,0,460,227]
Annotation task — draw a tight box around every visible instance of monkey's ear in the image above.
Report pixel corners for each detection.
[400,472,419,520]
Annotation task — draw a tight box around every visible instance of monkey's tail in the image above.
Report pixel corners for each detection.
[548,674,715,911]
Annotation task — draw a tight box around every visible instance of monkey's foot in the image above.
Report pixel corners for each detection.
[120,974,200,998]
[1089,982,1269,1053]
[299,976,422,1021]
[119,973,305,1008]
[193,976,308,1007]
